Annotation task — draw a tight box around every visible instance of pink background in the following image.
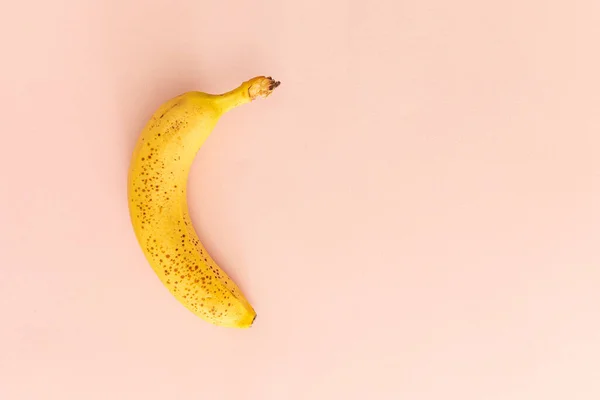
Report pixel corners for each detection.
[1,1,599,399]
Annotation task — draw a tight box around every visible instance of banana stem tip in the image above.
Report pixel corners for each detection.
[268,77,281,90]
[248,76,281,101]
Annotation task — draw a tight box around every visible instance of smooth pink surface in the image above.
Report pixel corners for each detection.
[1,1,600,399]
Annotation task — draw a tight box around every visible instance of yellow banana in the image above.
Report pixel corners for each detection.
[127,76,280,328]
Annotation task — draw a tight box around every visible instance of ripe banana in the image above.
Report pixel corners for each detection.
[127,76,280,328]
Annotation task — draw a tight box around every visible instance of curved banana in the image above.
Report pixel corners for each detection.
[127,76,280,328]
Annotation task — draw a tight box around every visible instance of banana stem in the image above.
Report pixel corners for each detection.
[215,76,280,113]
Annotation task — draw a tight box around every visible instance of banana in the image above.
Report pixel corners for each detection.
[127,76,280,328]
